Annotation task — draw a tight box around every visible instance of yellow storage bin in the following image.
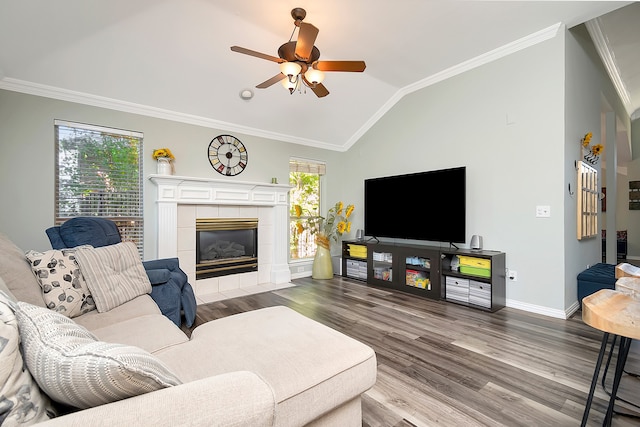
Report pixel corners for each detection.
[458,255,491,269]
[348,244,367,258]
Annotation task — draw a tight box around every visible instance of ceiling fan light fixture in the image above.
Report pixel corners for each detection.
[279,61,302,80]
[281,76,298,94]
[304,68,324,85]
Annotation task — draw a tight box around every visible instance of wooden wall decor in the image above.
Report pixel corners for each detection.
[630,181,640,210]
[577,161,598,240]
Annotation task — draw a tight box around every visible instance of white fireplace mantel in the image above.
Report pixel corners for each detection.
[149,174,292,285]
[149,174,291,206]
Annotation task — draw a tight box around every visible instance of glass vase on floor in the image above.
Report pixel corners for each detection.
[312,234,333,279]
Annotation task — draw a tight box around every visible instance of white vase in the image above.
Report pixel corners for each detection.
[157,158,173,175]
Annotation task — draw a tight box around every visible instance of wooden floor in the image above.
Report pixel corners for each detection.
[184,276,640,427]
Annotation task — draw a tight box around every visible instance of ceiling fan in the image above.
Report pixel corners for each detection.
[230,7,366,98]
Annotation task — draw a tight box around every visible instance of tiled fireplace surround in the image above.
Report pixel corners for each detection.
[150,175,292,304]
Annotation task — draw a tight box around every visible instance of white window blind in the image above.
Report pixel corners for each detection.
[54,120,144,255]
[289,158,326,175]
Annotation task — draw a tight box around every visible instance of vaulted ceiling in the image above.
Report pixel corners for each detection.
[0,1,636,151]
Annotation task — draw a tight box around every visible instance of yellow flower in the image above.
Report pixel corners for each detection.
[152,148,175,160]
[591,144,604,156]
[582,132,592,147]
[345,204,354,218]
[295,201,355,246]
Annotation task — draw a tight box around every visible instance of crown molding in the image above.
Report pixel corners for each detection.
[0,77,342,150]
[343,23,565,150]
[2,22,566,153]
[585,18,634,118]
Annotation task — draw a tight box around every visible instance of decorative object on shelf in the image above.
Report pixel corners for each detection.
[152,148,175,175]
[294,201,354,279]
[581,132,603,165]
[208,134,248,176]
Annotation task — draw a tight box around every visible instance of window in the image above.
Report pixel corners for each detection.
[54,120,144,255]
[289,158,325,260]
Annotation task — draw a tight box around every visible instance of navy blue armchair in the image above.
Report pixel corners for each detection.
[46,217,196,327]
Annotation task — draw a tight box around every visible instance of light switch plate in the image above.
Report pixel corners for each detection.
[536,205,551,217]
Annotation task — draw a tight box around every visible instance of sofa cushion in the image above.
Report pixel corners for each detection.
[15,301,182,410]
[25,247,96,318]
[72,294,161,332]
[156,306,377,427]
[0,292,57,425]
[0,232,45,307]
[75,242,151,312]
[90,314,189,354]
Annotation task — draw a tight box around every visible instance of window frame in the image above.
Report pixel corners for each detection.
[289,158,326,262]
[54,120,145,255]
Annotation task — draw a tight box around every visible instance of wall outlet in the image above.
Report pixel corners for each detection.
[536,205,551,218]
[508,270,518,281]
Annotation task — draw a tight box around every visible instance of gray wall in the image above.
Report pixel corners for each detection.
[0,25,625,316]
[0,89,341,258]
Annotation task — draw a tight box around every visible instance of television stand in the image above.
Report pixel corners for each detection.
[341,240,506,312]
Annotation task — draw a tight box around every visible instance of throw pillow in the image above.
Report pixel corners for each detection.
[15,301,182,410]
[0,291,57,425]
[74,242,151,312]
[25,247,96,318]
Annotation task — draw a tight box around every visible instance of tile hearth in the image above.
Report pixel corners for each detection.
[196,282,295,305]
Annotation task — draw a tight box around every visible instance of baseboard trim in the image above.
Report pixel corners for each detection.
[506,298,579,319]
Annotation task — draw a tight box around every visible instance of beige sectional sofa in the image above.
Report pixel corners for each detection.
[0,232,377,426]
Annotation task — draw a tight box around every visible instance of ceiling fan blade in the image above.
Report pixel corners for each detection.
[315,61,366,72]
[256,73,286,88]
[294,22,319,62]
[310,83,329,98]
[231,46,283,63]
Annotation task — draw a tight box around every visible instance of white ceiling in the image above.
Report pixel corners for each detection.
[0,1,637,151]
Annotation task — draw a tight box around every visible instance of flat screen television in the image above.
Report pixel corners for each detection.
[364,167,466,243]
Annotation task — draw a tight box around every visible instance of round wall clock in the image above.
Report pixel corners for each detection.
[208,134,248,176]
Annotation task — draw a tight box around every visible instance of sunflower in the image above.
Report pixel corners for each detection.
[591,144,604,156]
[345,204,354,218]
[581,132,592,147]
[152,148,175,160]
[293,201,355,244]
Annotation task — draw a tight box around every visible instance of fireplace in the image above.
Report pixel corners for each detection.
[196,218,258,280]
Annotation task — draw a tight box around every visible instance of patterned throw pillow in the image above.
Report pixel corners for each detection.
[15,301,182,410]
[25,247,96,318]
[74,242,151,312]
[0,291,57,425]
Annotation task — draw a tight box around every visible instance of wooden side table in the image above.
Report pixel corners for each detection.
[581,289,640,426]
